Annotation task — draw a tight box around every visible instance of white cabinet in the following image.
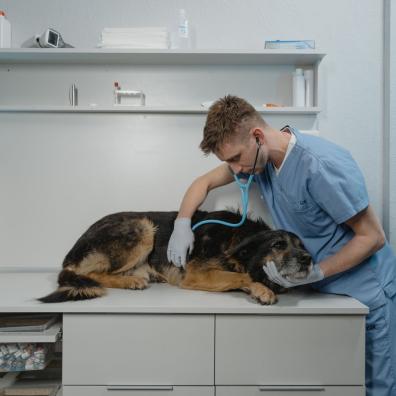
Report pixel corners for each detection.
[61,311,365,395]
[62,314,214,386]
[63,386,214,396]
[216,386,364,396]
[0,277,367,396]
[215,315,365,386]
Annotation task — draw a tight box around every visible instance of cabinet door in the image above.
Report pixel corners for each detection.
[216,386,365,396]
[63,386,214,396]
[215,315,365,385]
[63,314,214,385]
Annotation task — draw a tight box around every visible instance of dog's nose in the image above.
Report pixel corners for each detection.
[298,253,312,268]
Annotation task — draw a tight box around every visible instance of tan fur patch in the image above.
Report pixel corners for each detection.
[226,258,245,273]
[180,262,252,292]
[58,286,107,299]
[159,265,183,286]
[86,272,148,289]
[245,282,277,305]
[129,263,164,283]
[112,218,157,274]
[74,252,111,275]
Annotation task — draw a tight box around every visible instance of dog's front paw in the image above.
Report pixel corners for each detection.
[249,283,277,305]
[126,277,148,290]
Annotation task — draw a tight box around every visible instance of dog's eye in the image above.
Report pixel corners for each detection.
[238,249,248,257]
[272,241,286,250]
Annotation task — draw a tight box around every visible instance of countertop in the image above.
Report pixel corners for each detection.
[0,271,368,315]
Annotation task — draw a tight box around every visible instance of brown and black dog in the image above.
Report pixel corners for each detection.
[38,210,312,305]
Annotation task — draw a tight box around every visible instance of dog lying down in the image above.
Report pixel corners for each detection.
[39,210,312,305]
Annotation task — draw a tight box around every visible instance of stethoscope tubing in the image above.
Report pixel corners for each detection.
[191,140,260,232]
[191,173,254,231]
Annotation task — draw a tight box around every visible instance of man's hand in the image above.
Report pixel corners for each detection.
[263,261,324,288]
[167,218,195,267]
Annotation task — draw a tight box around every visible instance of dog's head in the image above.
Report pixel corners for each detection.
[225,230,312,286]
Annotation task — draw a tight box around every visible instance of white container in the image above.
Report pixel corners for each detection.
[0,10,11,48]
[177,9,190,49]
[304,69,314,107]
[292,68,305,107]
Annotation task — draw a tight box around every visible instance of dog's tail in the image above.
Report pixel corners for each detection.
[38,269,106,303]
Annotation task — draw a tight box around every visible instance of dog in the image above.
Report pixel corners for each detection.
[38,210,312,305]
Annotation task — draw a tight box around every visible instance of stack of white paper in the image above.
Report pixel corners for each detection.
[98,27,170,49]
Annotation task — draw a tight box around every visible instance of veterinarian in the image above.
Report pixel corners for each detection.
[167,95,396,396]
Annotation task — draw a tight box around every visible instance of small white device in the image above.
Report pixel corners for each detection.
[22,28,73,48]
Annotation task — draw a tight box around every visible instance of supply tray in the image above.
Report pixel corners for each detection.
[0,343,54,372]
[0,316,61,373]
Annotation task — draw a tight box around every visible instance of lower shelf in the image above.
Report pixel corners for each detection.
[0,357,61,396]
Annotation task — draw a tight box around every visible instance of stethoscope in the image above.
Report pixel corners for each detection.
[192,138,261,231]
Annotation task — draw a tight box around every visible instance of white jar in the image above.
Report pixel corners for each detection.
[292,68,305,107]
[304,69,314,107]
[0,10,11,48]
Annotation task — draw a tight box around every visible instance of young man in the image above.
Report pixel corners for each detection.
[167,95,396,396]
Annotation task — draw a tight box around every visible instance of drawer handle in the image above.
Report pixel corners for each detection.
[259,386,325,392]
[107,385,174,391]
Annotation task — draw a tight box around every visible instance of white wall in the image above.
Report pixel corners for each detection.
[385,0,396,247]
[0,0,390,269]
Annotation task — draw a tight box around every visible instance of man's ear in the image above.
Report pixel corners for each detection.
[251,127,264,146]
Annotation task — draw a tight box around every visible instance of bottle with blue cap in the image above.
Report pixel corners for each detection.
[177,9,190,49]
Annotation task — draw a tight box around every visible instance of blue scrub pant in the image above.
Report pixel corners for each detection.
[365,294,396,395]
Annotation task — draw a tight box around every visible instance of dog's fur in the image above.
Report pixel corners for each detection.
[38,210,312,305]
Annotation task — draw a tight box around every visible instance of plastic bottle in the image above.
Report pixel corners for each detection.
[0,10,11,48]
[292,68,305,107]
[177,9,190,49]
[304,69,314,107]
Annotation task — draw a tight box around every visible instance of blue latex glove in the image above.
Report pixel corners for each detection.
[263,261,324,288]
[167,218,194,268]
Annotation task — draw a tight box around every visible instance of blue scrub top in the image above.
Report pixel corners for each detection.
[255,127,396,310]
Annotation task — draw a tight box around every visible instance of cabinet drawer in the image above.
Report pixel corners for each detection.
[216,386,365,396]
[215,315,365,385]
[63,314,214,385]
[63,386,214,396]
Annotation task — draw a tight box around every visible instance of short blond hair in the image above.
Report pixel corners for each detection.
[200,95,266,155]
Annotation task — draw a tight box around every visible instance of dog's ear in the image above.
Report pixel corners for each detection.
[225,231,271,257]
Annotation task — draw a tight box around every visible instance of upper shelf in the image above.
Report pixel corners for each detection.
[0,49,325,65]
[0,105,321,114]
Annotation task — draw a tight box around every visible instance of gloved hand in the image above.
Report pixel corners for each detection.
[263,261,324,288]
[167,218,194,267]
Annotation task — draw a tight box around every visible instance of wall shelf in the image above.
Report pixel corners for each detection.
[0,105,321,114]
[0,48,325,65]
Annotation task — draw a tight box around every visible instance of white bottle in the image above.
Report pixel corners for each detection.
[177,9,190,50]
[304,69,314,107]
[292,68,305,107]
[0,10,11,48]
